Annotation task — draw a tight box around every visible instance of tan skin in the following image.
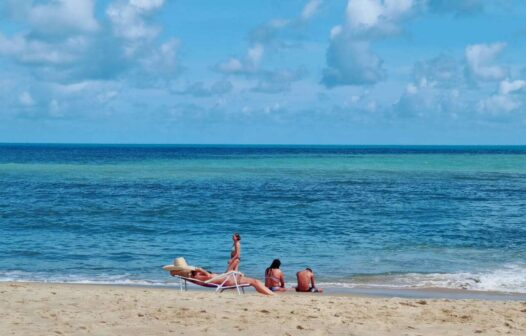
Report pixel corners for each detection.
[227,233,241,272]
[170,268,273,296]
[296,269,323,293]
[265,268,287,292]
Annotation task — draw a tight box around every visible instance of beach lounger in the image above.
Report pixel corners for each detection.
[174,271,250,295]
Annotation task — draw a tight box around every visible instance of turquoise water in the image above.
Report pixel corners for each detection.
[1,144,525,292]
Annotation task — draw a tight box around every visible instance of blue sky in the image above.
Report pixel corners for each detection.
[1,0,526,144]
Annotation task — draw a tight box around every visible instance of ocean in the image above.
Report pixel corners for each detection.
[1,144,525,293]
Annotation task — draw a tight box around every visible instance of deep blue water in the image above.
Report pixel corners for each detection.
[1,144,525,292]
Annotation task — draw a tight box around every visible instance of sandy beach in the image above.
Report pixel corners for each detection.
[1,282,525,336]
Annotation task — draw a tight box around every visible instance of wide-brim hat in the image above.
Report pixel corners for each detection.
[163,257,196,272]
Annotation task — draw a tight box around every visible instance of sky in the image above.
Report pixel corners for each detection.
[1,0,526,144]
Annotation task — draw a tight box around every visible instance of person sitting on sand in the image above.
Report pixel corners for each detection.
[265,259,287,292]
[295,268,323,293]
[227,233,241,272]
[170,268,273,296]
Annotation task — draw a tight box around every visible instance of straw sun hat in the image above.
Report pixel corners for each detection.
[162,257,196,273]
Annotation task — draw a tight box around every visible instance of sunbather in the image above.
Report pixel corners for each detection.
[295,268,323,293]
[265,259,287,292]
[170,267,273,296]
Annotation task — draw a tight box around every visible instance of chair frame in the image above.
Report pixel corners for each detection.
[175,270,250,294]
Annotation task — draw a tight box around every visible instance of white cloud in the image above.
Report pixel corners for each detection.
[478,78,526,115]
[216,43,264,75]
[414,54,461,86]
[130,0,164,11]
[0,33,85,65]
[322,0,416,87]
[301,0,323,20]
[217,58,244,73]
[28,0,98,36]
[322,39,385,86]
[499,79,526,95]
[107,0,165,41]
[478,94,520,114]
[217,0,319,78]
[247,44,264,67]
[141,38,179,76]
[345,0,415,35]
[175,80,233,97]
[465,42,507,81]
[18,91,35,106]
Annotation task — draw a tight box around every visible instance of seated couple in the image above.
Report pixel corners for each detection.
[166,257,274,296]
[265,259,323,293]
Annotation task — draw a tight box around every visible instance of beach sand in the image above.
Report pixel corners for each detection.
[1,282,525,336]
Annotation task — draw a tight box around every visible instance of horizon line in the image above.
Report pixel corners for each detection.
[1,142,526,147]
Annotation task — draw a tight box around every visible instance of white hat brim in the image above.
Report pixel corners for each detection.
[163,265,196,271]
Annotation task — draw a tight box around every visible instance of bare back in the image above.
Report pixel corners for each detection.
[296,270,313,291]
[265,268,283,288]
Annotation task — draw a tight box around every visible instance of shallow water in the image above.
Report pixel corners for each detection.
[1,144,525,293]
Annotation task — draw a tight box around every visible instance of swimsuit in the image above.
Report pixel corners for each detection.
[265,269,282,291]
[231,244,240,260]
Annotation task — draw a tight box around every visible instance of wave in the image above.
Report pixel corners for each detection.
[320,264,526,294]
[2,264,526,294]
[0,271,178,287]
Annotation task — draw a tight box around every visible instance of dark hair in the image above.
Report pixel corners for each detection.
[234,233,241,241]
[306,267,313,272]
[269,259,281,269]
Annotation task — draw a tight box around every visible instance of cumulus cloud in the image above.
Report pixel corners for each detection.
[107,0,164,41]
[478,78,526,115]
[0,0,180,84]
[301,0,324,21]
[216,43,264,75]
[499,78,526,95]
[216,0,321,85]
[465,42,508,81]
[18,91,35,107]
[393,78,466,119]
[344,0,415,36]
[4,0,98,37]
[322,39,385,86]
[322,0,416,88]
[413,54,462,86]
[252,68,307,93]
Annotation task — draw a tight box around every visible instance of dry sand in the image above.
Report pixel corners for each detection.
[0,282,525,335]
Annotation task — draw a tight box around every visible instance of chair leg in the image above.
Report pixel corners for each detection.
[233,274,241,295]
[216,276,230,293]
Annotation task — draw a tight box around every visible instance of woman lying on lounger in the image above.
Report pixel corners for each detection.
[170,268,274,296]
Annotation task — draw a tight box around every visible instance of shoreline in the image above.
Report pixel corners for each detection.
[1,281,525,335]
[3,280,526,301]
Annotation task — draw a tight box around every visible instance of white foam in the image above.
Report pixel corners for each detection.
[319,264,526,294]
[2,264,526,294]
[0,270,179,287]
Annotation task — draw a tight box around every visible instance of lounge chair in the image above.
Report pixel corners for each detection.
[173,270,250,294]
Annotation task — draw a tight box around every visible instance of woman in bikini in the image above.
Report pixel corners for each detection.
[170,268,273,295]
[227,233,241,272]
[265,259,287,292]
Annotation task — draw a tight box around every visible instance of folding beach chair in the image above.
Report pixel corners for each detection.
[174,270,250,295]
